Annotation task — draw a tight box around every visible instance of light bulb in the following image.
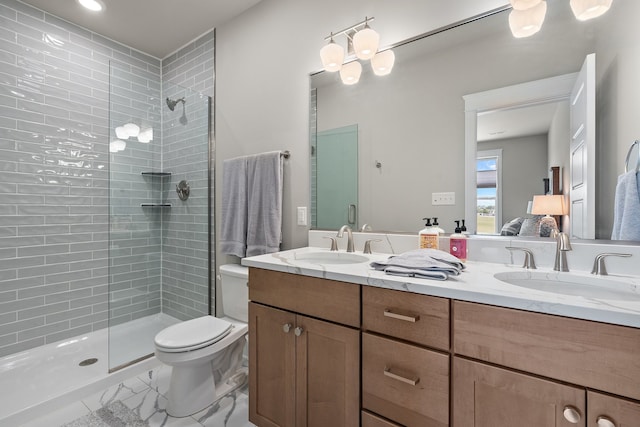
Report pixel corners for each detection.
[371,50,395,76]
[339,61,362,85]
[352,27,380,60]
[123,123,140,138]
[570,0,612,21]
[320,39,344,72]
[509,1,547,38]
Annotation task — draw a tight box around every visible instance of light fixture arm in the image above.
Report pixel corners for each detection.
[323,16,375,41]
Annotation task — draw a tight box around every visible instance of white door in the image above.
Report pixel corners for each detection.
[569,54,596,239]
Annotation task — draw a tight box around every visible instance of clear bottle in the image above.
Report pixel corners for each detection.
[419,217,439,249]
[450,220,468,262]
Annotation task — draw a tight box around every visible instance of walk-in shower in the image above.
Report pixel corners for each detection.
[108,66,213,372]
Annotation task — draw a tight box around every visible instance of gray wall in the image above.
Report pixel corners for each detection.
[478,135,548,227]
[0,0,215,357]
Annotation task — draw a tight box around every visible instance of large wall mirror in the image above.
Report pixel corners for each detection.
[310,0,640,240]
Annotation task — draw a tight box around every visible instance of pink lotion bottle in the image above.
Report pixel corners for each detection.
[450,220,467,262]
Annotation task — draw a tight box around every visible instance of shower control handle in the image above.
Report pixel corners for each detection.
[282,323,292,333]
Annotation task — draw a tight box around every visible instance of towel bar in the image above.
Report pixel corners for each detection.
[624,140,639,173]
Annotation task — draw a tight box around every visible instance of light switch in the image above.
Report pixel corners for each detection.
[297,207,308,226]
[432,192,456,206]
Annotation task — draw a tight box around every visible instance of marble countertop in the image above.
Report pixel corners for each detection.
[241,247,640,328]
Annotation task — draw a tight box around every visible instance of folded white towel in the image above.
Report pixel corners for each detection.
[246,151,284,257]
[611,171,640,241]
[370,249,465,280]
[220,156,249,257]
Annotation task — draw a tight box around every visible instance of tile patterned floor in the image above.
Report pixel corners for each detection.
[21,364,256,427]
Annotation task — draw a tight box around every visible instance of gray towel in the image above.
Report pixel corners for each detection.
[611,171,640,240]
[370,249,465,280]
[246,151,283,257]
[221,156,248,257]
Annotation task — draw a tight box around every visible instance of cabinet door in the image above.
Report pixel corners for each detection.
[249,303,296,427]
[295,315,360,427]
[588,391,640,427]
[453,357,586,427]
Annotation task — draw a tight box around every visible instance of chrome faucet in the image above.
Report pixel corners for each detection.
[337,225,354,252]
[591,253,632,275]
[554,232,572,272]
[506,247,537,269]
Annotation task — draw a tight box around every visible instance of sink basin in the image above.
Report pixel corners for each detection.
[494,271,640,301]
[292,251,370,265]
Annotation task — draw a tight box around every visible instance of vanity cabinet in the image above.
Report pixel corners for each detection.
[248,268,360,427]
[587,391,640,427]
[362,286,450,427]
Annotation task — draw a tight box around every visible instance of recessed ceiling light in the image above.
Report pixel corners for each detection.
[78,0,105,12]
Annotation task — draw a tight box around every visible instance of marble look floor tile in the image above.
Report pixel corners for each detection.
[121,385,202,427]
[138,365,172,398]
[196,390,254,427]
[20,401,91,427]
[82,376,151,411]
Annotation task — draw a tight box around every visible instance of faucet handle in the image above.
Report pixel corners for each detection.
[363,239,382,254]
[323,236,338,251]
[591,253,632,275]
[506,247,537,269]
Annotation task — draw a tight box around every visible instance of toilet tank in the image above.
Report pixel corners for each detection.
[219,264,248,322]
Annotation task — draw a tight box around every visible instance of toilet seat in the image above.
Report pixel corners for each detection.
[154,316,233,353]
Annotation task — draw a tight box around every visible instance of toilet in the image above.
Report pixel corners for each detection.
[154,264,249,417]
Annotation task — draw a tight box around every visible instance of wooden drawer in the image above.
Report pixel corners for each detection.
[248,268,360,328]
[453,301,640,400]
[362,410,402,427]
[363,286,449,350]
[362,332,449,427]
[587,391,640,426]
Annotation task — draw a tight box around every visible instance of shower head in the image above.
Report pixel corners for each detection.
[166,97,185,111]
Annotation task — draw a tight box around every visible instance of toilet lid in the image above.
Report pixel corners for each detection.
[154,316,233,352]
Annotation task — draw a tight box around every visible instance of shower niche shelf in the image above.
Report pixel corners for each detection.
[141,172,171,177]
[141,172,172,207]
[141,203,171,208]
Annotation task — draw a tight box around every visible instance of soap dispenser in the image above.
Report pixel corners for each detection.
[460,219,469,235]
[419,218,439,249]
[450,220,467,262]
[432,217,445,234]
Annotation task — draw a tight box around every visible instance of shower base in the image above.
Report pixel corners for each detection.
[0,312,180,426]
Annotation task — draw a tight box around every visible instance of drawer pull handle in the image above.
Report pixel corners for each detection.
[383,368,419,386]
[563,406,581,423]
[596,416,616,427]
[383,309,419,323]
[294,326,304,337]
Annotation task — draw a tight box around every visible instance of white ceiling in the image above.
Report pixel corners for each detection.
[477,102,563,142]
[19,0,263,59]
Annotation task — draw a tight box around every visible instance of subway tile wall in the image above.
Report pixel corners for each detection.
[160,30,214,320]
[0,0,215,357]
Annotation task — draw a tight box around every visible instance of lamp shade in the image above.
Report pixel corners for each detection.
[509,0,547,38]
[123,122,140,138]
[352,27,379,60]
[531,195,566,215]
[320,40,344,72]
[137,127,153,143]
[509,0,543,10]
[371,50,395,76]
[109,139,126,153]
[570,0,612,21]
[339,61,362,85]
[115,126,129,140]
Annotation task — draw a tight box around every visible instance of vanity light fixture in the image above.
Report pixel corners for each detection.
[123,122,140,138]
[78,0,104,12]
[509,0,613,38]
[109,139,126,153]
[320,17,394,84]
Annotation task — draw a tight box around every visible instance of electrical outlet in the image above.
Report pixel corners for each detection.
[432,192,456,206]
[297,207,308,226]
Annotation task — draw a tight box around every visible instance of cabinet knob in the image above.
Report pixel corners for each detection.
[596,416,616,427]
[294,326,304,336]
[562,406,581,423]
[282,323,292,333]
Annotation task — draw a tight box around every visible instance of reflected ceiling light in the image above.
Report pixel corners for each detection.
[78,0,104,12]
[509,0,547,38]
[570,0,612,20]
[320,17,392,84]
[371,50,395,76]
[340,61,362,85]
[319,34,345,72]
[123,122,140,138]
[110,139,126,153]
[352,20,380,60]
[115,126,129,140]
[137,128,153,143]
